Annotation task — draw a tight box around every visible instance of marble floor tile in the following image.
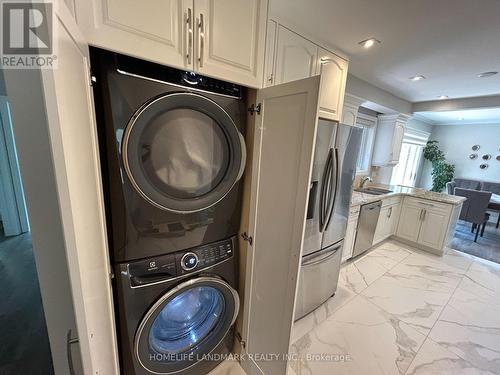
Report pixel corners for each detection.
[428,262,500,373]
[339,254,388,294]
[209,360,246,375]
[363,241,413,270]
[292,284,357,343]
[289,295,426,375]
[361,273,452,335]
[404,338,496,375]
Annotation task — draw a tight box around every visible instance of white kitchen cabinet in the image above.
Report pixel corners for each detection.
[76,0,268,87]
[396,197,452,251]
[396,200,422,242]
[342,94,365,127]
[374,198,401,244]
[371,114,409,166]
[417,204,451,250]
[274,25,318,84]
[315,48,348,122]
[76,0,190,69]
[194,0,268,87]
[342,207,359,262]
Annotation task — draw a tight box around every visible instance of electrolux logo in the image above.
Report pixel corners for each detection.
[1,0,57,69]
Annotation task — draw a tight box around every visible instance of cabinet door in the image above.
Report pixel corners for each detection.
[316,48,348,121]
[194,0,267,87]
[396,203,422,242]
[263,20,277,87]
[390,122,405,164]
[274,26,318,84]
[388,203,401,235]
[373,206,391,244]
[76,0,192,70]
[418,208,449,250]
[240,77,321,375]
[342,216,358,262]
[37,4,119,374]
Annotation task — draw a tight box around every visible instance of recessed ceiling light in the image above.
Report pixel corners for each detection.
[437,95,449,99]
[477,71,498,78]
[409,75,426,81]
[358,38,381,48]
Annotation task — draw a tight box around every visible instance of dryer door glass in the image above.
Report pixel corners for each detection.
[135,277,239,374]
[123,92,245,213]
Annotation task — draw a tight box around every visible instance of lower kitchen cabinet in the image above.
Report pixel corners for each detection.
[342,207,359,262]
[374,198,401,244]
[396,197,452,251]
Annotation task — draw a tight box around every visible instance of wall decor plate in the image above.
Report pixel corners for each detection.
[496,155,500,161]
[472,145,480,151]
[480,163,488,169]
[482,154,492,160]
[469,153,478,159]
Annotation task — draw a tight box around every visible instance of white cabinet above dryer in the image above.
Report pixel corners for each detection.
[75,0,268,87]
[371,114,409,166]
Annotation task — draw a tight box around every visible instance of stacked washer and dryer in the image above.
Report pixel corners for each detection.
[91,49,246,375]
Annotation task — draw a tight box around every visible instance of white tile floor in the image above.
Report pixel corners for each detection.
[289,240,500,375]
[212,239,500,375]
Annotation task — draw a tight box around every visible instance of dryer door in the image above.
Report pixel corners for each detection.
[135,276,239,374]
[123,92,246,213]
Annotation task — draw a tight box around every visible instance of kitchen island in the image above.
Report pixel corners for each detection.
[342,184,465,262]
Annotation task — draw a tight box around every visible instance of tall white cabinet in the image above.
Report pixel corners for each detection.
[75,0,268,87]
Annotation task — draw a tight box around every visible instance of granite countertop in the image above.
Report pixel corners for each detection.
[350,183,467,207]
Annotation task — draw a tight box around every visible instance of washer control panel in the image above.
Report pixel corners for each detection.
[128,237,234,287]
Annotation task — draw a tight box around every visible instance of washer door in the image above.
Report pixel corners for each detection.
[123,92,246,213]
[135,277,239,374]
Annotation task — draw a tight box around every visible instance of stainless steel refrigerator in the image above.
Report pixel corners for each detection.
[295,119,363,320]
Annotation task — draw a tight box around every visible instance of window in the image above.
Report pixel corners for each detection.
[355,113,377,174]
[390,128,430,187]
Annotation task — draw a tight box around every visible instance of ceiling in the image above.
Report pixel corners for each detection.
[270,0,500,102]
[415,107,500,125]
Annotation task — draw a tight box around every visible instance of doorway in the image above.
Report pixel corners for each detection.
[0,94,54,374]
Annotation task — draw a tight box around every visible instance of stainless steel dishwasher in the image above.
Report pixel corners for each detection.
[352,201,382,258]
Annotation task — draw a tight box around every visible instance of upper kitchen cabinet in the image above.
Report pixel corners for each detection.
[76,0,190,69]
[263,20,278,87]
[371,114,409,166]
[315,48,348,121]
[75,0,268,87]
[194,0,268,87]
[274,26,318,84]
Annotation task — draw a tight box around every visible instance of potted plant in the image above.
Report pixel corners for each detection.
[423,140,455,192]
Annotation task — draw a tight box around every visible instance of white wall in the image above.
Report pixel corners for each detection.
[420,123,500,189]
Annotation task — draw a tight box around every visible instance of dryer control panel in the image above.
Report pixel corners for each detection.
[128,237,234,287]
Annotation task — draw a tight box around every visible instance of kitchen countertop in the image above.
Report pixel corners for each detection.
[350,184,466,207]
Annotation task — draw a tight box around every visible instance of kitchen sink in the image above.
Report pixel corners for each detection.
[354,187,393,195]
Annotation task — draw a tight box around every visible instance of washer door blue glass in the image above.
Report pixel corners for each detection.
[149,286,224,354]
[135,277,239,374]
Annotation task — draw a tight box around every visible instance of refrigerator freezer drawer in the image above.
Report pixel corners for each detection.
[294,241,343,321]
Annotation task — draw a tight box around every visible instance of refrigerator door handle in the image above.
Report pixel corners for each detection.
[319,148,334,231]
[324,147,339,231]
[302,243,342,267]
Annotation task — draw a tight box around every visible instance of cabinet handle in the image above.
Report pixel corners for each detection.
[185,8,193,65]
[388,207,392,218]
[197,13,205,67]
[422,209,426,221]
[66,329,79,375]
[268,73,273,83]
[419,209,423,221]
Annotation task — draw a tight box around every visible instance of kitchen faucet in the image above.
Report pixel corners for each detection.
[360,176,373,188]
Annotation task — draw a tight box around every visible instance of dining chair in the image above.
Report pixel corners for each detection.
[454,188,492,242]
